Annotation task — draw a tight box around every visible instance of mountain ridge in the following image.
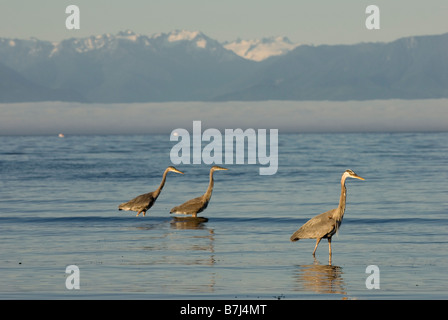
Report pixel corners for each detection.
[0,30,447,103]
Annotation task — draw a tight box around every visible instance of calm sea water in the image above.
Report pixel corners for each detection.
[0,132,447,299]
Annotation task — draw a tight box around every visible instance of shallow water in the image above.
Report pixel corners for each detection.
[0,132,447,299]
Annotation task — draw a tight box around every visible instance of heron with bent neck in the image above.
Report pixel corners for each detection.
[170,166,228,218]
[118,166,184,217]
[290,169,365,261]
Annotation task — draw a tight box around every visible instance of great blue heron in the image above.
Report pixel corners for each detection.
[170,166,228,218]
[290,169,364,260]
[118,166,184,216]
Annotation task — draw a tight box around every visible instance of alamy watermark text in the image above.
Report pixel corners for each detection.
[170,121,278,175]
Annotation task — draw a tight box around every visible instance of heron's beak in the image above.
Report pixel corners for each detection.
[172,168,184,174]
[354,174,365,180]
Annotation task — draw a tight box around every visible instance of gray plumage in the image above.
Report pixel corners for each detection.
[170,166,228,218]
[118,166,183,216]
[290,169,364,259]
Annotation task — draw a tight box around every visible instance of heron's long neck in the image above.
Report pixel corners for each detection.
[203,170,215,202]
[153,170,169,199]
[336,177,347,221]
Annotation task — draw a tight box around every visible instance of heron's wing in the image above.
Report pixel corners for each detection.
[290,209,338,241]
[170,196,206,214]
[118,192,156,212]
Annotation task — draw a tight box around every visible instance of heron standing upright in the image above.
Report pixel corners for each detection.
[290,169,364,261]
[118,166,184,216]
[170,166,228,218]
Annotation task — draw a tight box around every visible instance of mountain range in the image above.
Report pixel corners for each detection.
[0,30,447,103]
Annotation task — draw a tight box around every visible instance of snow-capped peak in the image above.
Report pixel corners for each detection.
[116,29,139,41]
[152,30,213,49]
[223,36,299,61]
[167,30,201,42]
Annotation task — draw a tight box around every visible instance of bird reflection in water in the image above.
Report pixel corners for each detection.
[170,216,209,230]
[136,223,217,293]
[293,258,346,295]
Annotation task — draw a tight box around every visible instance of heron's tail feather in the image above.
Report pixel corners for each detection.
[290,225,311,241]
[290,231,301,242]
[170,207,189,214]
[118,203,131,211]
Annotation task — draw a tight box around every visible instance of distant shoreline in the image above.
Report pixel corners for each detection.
[1,99,447,135]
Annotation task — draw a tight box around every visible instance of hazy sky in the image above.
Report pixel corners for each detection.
[1,0,447,44]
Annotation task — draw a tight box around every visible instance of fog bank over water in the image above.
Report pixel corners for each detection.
[1,99,447,135]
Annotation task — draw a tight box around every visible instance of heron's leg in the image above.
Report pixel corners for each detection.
[136,210,142,217]
[312,238,321,256]
[328,238,333,265]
